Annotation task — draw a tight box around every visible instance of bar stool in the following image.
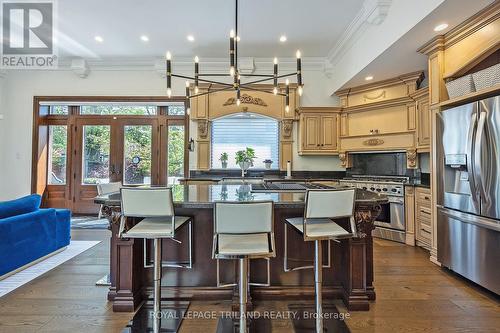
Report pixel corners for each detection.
[96,181,121,219]
[284,189,357,333]
[119,187,192,332]
[212,201,275,333]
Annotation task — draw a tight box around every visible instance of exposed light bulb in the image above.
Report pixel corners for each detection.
[166,51,171,60]
[185,81,190,88]
[285,79,290,86]
[285,105,290,113]
[273,87,278,95]
[273,57,278,65]
[296,50,301,59]
[230,30,235,38]
[186,108,191,115]
[229,66,235,76]
[298,85,303,96]
[236,36,241,42]
[194,56,199,63]
[236,99,241,106]
[167,88,172,98]
[195,86,199,94]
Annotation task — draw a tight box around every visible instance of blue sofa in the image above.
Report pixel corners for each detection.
[0,194,71,277]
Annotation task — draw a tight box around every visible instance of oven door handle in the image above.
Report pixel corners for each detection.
[387,197,404,204]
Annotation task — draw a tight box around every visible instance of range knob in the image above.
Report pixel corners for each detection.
[376,188,381,192]
[391,188,397,192]
[362,186,367,190]
[382,188,388,192]
[370,187,375,191]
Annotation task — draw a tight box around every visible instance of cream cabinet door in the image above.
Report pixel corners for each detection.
[302,115,320,150]
[417,98,430,148]
[321,115,338,151]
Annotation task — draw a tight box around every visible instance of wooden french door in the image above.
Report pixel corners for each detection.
[72,117,159,214]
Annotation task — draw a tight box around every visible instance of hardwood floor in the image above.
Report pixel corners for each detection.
[0,230,498,333]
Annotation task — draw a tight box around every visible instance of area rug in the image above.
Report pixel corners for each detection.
[71,216,109,229]
[0,240,100,297]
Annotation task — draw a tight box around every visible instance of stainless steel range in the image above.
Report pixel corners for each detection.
[340,175,408,243]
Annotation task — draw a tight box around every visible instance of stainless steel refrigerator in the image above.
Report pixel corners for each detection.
[437,95,500,295]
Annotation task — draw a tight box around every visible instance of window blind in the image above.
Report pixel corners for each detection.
[211,113,279,169]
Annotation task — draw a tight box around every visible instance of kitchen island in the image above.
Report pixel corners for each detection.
[95,184,387,312]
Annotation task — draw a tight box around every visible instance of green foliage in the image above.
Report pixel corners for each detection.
[219,152,228,162]
[235,147,256,165]
[168,126,185,177]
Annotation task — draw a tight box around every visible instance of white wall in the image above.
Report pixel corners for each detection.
[419,153,430,173]
[0,66,342,200]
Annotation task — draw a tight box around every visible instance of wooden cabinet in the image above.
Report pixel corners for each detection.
[413,87,430,151]
[415,187,432,250]
[298,107,340,155]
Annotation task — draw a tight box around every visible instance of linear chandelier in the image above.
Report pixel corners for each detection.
[165,0,303,115]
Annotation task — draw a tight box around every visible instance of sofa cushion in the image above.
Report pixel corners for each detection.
[0,194,42,219]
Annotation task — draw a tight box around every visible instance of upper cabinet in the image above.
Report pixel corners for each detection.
[412,87,430,151]
[335,72,426,168]
[298,107,340,155]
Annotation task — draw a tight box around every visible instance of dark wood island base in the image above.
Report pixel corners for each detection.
[96,185,386,313]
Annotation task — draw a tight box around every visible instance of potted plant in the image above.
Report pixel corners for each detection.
[235,147,256,177]
[220,152,228,169]
[263,159,273,169]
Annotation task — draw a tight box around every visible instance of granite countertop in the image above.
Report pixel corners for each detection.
[94,184,387,209]
[180,177,343,183]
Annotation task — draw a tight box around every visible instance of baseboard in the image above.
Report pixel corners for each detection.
[0,246,68,281]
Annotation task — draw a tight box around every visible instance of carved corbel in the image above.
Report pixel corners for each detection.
[197,120,209,139]
[406,149,418,169]
[281,120,293,139]
[339,151,351,168]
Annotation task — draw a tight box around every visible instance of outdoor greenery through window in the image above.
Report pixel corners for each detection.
[82,125,110,184]
[168,125,185,184]
[48,125,67,184]
[211,113,279,169]
[80,105,157,115]
[124,125,152,185]
[167,103,186,116]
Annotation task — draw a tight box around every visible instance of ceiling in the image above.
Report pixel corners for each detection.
[56,0,364,59]
[341,0,495,88]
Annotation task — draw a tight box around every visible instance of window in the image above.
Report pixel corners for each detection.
[123,125,153,185]
[167,103,186,116]
[39,105,69,115]
[80,105,157,115]
[167,125,185,184]
[211,113,279,169]
[48,125,67,184]
[82,125,111,184]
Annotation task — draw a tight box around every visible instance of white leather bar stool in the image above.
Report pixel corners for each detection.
[284,189,357,333]
[119,187,192,332]
[212,201,275,333]
[96,181,121,219]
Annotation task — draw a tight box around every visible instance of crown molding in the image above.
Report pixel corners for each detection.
[326,0,392,66]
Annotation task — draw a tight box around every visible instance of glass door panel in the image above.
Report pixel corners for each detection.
[167,124,185,184]
[82,125,111,184]
[123,125,153,185]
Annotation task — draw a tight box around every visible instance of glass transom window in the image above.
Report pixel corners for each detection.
[211,113,279,169]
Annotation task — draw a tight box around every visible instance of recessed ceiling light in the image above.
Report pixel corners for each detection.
[279,35,287,42]
[94,36,104,43]
[187,35,195,42]
[365,76,373,81]
[140,35,149,42]
[434,23,448,32]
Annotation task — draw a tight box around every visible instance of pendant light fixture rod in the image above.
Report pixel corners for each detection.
[240,72,298,86]
[172,74,233,87]
[188,85,235,99]
[238,85,286,96]
[235,0,238,73]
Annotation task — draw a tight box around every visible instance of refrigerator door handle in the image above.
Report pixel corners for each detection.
[466,112,479,209]
[474,111,488,203]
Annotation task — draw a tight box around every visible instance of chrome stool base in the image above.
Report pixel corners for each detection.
[288,303,350,333]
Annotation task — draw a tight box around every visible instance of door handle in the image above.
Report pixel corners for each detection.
[474,111,488,204]
[466,112,479,209]
[116,164,122,176]
[110,164,116,175]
